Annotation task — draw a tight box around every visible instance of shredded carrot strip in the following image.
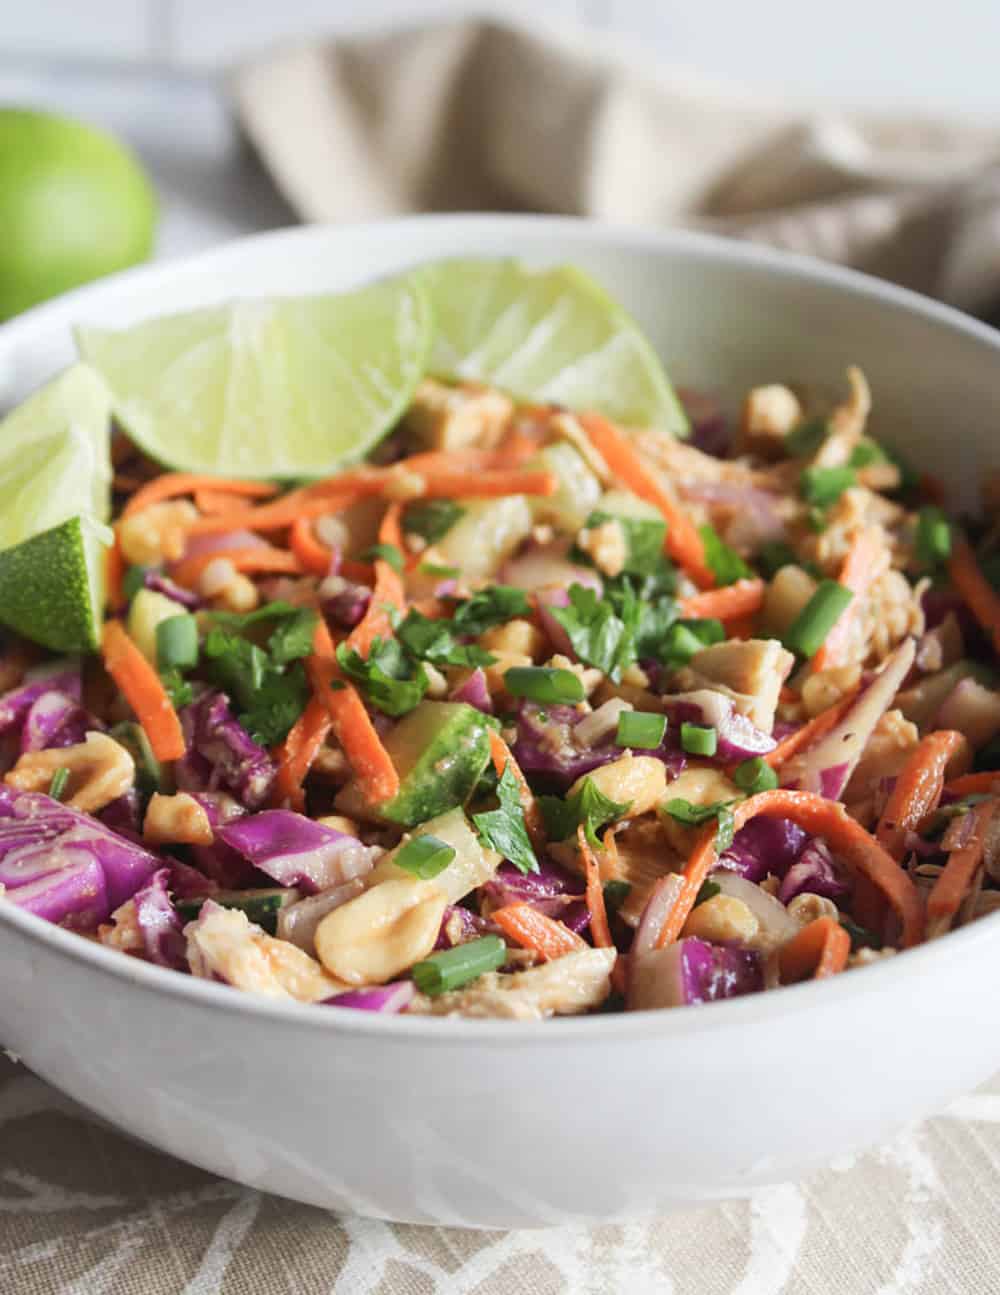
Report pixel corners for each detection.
[122,474,278,518]
[656,789,925,950]
[404,445,537,473]
[578,412,715,588]
[193,488,251,516]
[876,730,969,859]
[926,799,999,937]
[418,469,558,499]
[812,528,882,671]
[942,771,1000,800]
[306,620,399,803]
[577,825,613,949]
[345,504,406,658]
[679,578,764,622]
[170,547,303,589]
[101,621,185,761]
[290,516,333,576]
[949,538,1000,658]
[492,904,586,960]
[779,916,851,982]
[274,695,333,812]
[763,690,859,770]
[105,539,126,613]
[184,495,345,537]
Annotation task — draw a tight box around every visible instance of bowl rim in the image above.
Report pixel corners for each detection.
[2,212,999,1045]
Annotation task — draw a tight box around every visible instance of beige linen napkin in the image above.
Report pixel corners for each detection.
[233,16,1000,313]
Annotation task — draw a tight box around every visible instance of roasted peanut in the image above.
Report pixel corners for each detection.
[5,731,134,812]
[143,792,214,846]
[786,893,840,927]
[118,500,197,566]
[683,894,759,944]
[569,754,667,820]
[314,878,447,986]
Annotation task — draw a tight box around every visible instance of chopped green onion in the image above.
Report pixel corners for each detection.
[360,543,404,572]
[733,756,779,795]
[394,834,456,880]
[800,465,856,508]
[694,878,721,906]
[503,666,584,705]
[412,935,507,996]
[615,710,667,749]
[916,507,952,567]
[48,767,70,801]
[786,418,827,457]
[603,879,632,913]
[155,613,199,670]
[783,580,853,657]
[848,442,888,469]
[419,562,461,579]
[714,805,736,852]
[122,565,150,602]
[680,723,717,757]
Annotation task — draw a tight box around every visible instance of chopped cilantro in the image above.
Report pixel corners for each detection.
[550,582,639,681]
[240,666,311,746]
[403,499,465,543]
[450,585,531,637]
[160,667,194,709]
[538,776,632,847]
[396,609,495,669]
[472,763,539,875]
[583,510,667,576]
[335,637,428,716]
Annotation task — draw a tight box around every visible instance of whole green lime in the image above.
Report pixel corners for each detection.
[0,108,157,320]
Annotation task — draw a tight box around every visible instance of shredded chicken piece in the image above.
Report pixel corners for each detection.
[409,947,616,1019]
[675,639,794,734]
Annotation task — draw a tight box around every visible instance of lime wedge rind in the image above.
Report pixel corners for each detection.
[0,517,105,652]
[76,274,435,479]
[420,259,688,437]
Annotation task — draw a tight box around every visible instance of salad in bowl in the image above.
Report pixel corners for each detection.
[0,255,997,1024]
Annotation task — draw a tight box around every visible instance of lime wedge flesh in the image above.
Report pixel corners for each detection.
[0,363,113,651]
[420,259,688,436]
[76,275,434,479]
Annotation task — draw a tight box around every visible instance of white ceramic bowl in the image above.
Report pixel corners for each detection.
[1,217,998,1229]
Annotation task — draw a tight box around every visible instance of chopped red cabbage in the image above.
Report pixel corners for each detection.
[187,792,253,888]
[629,937,762,1010]
[20,690,101,753]
[778,841,850,905]
[180,692,276,810]
[133,868,187,969]
[144,570,202,609]
[3,854,108,930]
[324,982,415,1013]
[716,816,809,884]
[663,692,776,762]
[0,663,81,736]
[217,809,378,894]
[96,790,143,842]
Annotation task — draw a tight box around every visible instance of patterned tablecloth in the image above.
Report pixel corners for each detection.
[2,1050,998,1295]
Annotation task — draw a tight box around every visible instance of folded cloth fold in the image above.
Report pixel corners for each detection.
[233,16,1000,313]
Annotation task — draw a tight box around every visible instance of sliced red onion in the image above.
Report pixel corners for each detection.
[500,539,603,594]
[320,575,372,629]
[678,387,731,457]
[712,872,799,947]
[133,867,187,970]
[632,874,685,960]
[448,667,493,714]
[3,854,108,930]
[175,529,269,563]
[512,702,620,784]
[144,570,202,609]
[777,841,850,904]
[664,691,776,762]
[780,638,916,799]
[629,937,762,1011]
[276,878,365,954]
[324,982,415,1013]
[217,810,378,895]
[188,792,252,888]
[96,790,143,842]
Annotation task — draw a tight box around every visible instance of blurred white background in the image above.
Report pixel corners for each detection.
[3,1,999,260]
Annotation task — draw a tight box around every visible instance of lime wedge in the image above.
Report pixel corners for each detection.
[420,259,688,436]
[76,275,434,478]
[0,363,113,651]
